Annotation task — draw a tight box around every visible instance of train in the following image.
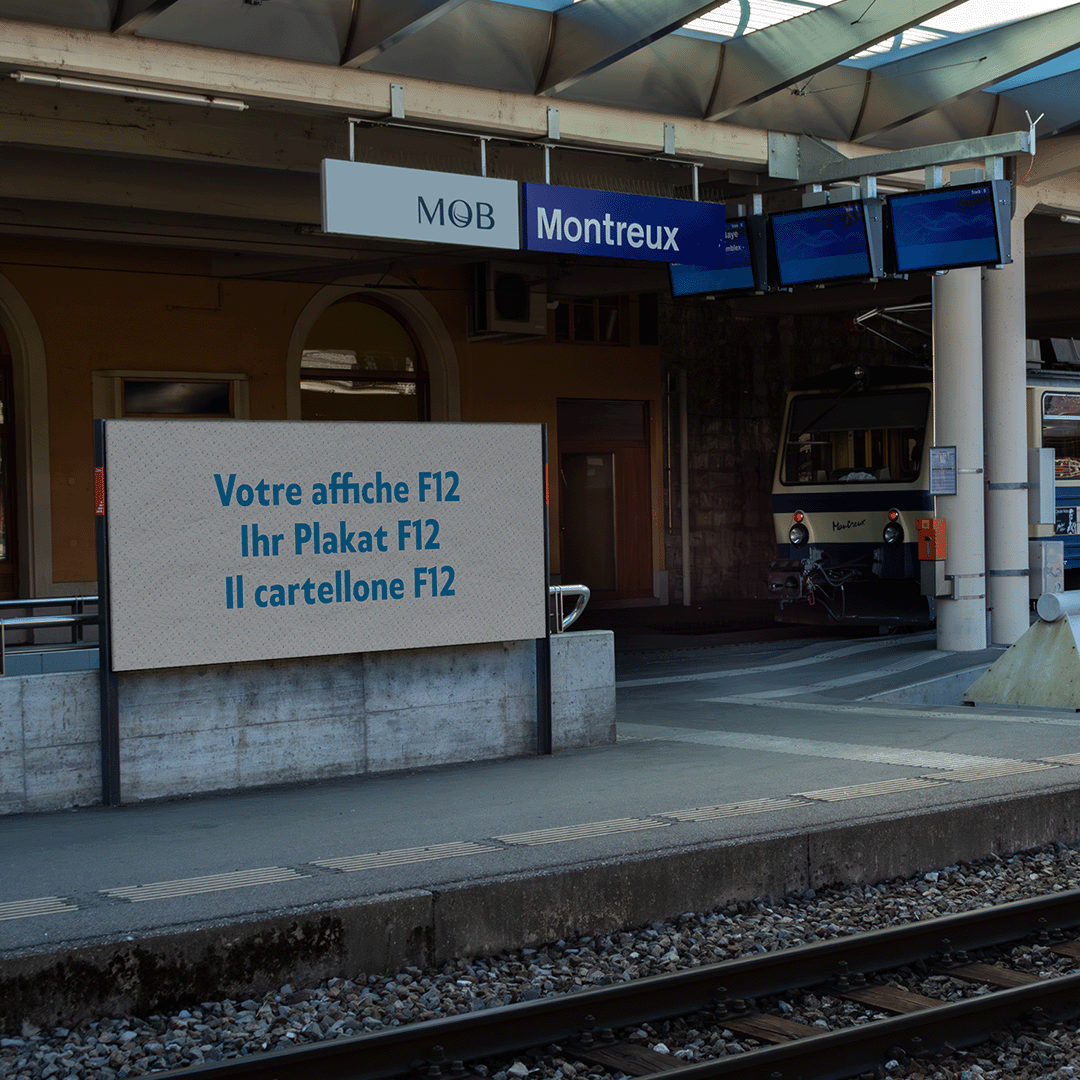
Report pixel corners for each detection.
[766,350,1080,626]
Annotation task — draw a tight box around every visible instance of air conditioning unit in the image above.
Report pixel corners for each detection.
[470,263,548,339]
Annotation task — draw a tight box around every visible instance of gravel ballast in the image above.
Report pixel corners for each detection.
[5,842,1080,1079]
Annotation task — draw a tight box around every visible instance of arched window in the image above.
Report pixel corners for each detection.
[301,296,429,422]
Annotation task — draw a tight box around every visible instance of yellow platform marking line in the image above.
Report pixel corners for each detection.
[103,866,310,902]
[794,777,949,802]
[496,818,672,846]
[0,896,78,921]
[314,842,503,872]
[659,798,803,821]
[922,761,1062,782]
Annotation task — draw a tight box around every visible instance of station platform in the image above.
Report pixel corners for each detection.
[6,606,1080,1025]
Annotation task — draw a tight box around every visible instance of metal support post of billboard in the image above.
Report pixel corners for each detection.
[537,424,553,756]
[94,420,121,807]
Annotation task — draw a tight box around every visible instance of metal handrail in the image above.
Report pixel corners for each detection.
[549,584,590,632]
[0,599,100,676]
[0,595,97,611]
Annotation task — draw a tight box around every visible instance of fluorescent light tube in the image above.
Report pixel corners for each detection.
[10,71,247,112]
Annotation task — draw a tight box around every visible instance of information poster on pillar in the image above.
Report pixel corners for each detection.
[102,421,546,672]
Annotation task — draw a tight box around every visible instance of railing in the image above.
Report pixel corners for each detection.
[0,586,593,675]
[0,596,99,676]
[549,584,590,633]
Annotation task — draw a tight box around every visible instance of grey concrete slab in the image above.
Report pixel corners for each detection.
[5,626,1080,1012]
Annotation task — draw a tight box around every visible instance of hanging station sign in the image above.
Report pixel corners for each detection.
[522,183,726,264]
[321,159,522,249]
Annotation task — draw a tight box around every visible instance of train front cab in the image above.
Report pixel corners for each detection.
[767,365,935,626]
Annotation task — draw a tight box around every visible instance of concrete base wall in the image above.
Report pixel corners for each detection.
[0,631,614,814]
[3,785,1077,1029]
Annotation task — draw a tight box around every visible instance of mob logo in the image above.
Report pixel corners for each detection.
[418,197,496,231]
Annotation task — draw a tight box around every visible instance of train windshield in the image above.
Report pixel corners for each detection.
[781,389,929,485]
[1043,393,1080,479]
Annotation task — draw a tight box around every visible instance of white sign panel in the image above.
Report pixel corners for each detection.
[103,421,546,671]
[321,159,521,249]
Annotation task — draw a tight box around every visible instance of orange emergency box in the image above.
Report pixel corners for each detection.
[916,517,947,561]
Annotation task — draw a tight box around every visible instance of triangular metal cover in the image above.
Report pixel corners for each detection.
[964,615,1080,709]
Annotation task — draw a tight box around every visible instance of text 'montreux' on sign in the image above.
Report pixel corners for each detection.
[523,183,727,265]
[103,421,546,671]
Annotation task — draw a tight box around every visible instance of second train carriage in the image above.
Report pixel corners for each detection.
[766,356,1080,627]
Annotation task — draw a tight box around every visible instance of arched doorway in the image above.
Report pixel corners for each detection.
[301,296,429,421]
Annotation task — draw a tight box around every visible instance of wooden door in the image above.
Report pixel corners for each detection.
[558,400,652,600]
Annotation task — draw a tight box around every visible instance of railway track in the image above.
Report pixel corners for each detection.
[156,889,1080,1080]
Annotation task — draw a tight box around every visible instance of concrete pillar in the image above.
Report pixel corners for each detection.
[983,206,1030,646]
[934,266,987,651]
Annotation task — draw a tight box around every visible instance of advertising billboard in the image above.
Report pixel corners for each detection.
[101,421,547,671]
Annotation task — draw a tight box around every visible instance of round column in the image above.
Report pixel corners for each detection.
[983,208,1029,646]
[934,266,987,651]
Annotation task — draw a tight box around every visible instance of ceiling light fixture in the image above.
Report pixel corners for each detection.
[1062,214,1080,225]
[10,71,248,112]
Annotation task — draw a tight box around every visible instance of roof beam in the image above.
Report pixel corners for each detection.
[851,3,1080,141]
[1000,68,1080,141]
[1021,133,1080,185]
[705,0,965,121]
[342,1,470,69]
[539,0,720,97]
[768,128,1033,183]
[112,0,182,35]
[0,20,769,167]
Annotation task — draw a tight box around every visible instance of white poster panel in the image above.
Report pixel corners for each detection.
[104,421,546,672]
[321,159,521,249]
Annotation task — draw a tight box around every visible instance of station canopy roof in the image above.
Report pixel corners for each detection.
[5,0,1080,151]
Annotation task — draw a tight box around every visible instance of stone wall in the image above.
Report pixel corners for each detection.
[0,632,614,814]
[660,300,912,603]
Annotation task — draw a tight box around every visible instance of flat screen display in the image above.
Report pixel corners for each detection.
[771,202,873,286]
[887,182,1003,272]
[669,219,757,296]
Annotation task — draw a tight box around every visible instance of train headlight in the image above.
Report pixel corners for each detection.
[883,515,904,544]
[789,515,809,545]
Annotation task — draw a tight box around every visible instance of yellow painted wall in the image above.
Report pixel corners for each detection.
[0,241,662,587]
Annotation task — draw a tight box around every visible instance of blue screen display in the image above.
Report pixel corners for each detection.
[669,219,756,296]
[771,203,871,286]
[887,184,1001,272]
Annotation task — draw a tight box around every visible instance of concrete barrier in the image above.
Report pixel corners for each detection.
[4,783,1078,1029]
[966,590,1080,708]
[0,631,615,814]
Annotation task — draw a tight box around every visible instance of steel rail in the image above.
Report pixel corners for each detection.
[156,888,1080,1080]
[638,971,1080,1080]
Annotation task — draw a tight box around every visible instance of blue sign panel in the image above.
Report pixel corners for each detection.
[771,202,877,286]
[887,182,1006,272]
[670,219,762,296]
[523,183,725,264]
